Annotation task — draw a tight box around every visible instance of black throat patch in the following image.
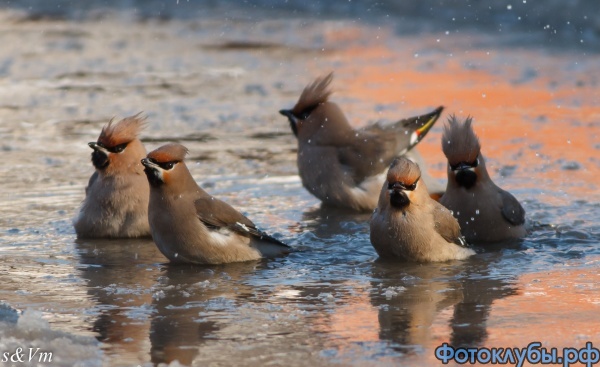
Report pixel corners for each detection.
[456,170,477,189]
[390,190,410,209]
[144,167,163,187]
[91,150,109,170]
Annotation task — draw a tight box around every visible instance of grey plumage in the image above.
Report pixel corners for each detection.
[439,115,526,243]
[280,72,444,211]
[74,114,150,238]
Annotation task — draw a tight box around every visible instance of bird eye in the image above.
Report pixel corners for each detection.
[157,161,177,170]
[450,159,479,171]
[105,142,129,153]
[112,143,127,153]
[298,104,318,120]
[404,181,418,191]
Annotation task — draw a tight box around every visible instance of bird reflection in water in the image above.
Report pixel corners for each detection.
[149,262,259,365]
[369,253,519,357]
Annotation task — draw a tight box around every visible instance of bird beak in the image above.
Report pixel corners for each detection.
[88,142,109,155]
[390,182,404,191]
[141,158,159,169]
[414,106,444,139]
[279,109,295,120]
[141,158,165,186]
[454,163,472,171]
[279,109,299,137]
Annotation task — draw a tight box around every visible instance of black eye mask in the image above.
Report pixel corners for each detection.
[97,141,129,154]
[450,158,479,171]
[388,177,420,192]
[147,158,178,170]
[296,104,319,120]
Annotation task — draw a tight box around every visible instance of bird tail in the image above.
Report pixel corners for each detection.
[252,236,292,258]
[398,105,444,144]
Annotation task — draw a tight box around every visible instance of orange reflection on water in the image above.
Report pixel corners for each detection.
[305,264,600,365]
[309,284,380,343]
[317,31,600,199]
[488,265,600,350]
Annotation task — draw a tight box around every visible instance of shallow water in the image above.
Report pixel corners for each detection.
[0,4,599,367]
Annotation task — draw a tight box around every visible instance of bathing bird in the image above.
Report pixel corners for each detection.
[279,72,444,211]
[74,114,150,238]
[141,143,290,264]
[370,157,475,262]
[439,116,526,243]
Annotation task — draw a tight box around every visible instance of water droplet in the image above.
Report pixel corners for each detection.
[476,209,480,215]
[471,217,475,221]
[507,4,512,9]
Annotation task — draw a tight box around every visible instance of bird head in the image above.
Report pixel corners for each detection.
[385,157,423,209]
[141,143,189,187]
[442,115,482,190]
[279,72,351,142]
[89,114,147,175]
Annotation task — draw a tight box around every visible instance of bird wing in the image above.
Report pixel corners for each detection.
[499,189,526,226]
[336,131,398,184]
[337,107,443,185]
[432,200,470,248]
[194,196,289,248]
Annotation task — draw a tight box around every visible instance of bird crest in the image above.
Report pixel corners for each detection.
[147,143,189,163]
[441,115,481,165]
[387,157,422,186]
[98,113,146,147]
[292,72,334,116]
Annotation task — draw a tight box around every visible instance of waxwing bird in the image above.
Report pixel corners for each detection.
[279,72,444,211]
[439,116,527,243]
[370,157,475,262]
[74,114,150,238]
[141,143,290,264]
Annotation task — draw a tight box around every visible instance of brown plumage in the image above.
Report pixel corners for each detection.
[291,72,333,116]
[74,114,150,238]
[386,157,422,187]
[98,113,147,148]
[439,116,527,243]
[141,143,290,264]
[146,143,189,163]
[279,72,444,211]
[370,157,475,262]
